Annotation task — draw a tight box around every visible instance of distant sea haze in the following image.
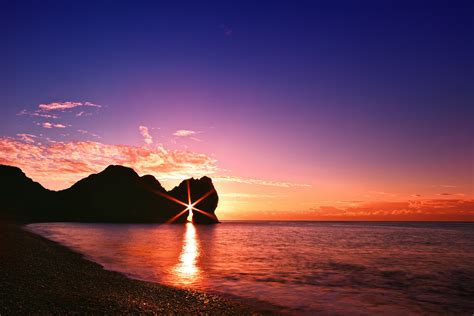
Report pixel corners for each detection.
[27,221,474,314]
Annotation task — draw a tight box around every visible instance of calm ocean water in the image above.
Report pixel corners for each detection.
[26,221,474,314]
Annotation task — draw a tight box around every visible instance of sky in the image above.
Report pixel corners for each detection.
[1,0,473,220]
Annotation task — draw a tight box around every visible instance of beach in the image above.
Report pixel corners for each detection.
[0,222,259,315]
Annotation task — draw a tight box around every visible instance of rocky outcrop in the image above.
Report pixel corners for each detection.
[168,176,219,224]
[0,164,219,224]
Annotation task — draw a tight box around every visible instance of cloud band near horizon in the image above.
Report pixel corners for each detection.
[0,137,310,191]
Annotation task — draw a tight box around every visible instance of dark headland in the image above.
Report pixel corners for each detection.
[0,165,266,314]
[0,164,219,224]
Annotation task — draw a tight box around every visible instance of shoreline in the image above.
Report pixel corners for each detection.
[0,222,267,314]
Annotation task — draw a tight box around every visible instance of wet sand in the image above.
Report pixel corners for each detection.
[0,222,261,314]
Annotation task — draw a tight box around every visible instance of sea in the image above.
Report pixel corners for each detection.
[26,221,474,315]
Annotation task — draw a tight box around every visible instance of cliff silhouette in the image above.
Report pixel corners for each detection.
[0,164,219,224]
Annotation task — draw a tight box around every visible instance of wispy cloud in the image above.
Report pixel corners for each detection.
[367,191,398,197]
[437,192,465,197]
[18,101,101,125]
[311,199,474,218]
[41,122,67,129]
[75,111,92,117]
[214,175,311,188]
[172,129,201,142]
[0,137,217,189]
[219,193,278,198]
[77,129,101,139]
[16,133,37,143]
[139,126,153,144]
[17,109,59,119]
[432,184,457,188]
[38,101,101,112]
[173,129,196,137]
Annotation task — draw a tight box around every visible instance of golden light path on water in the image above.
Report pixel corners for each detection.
[173,221,200,285]
[148,180,219,285]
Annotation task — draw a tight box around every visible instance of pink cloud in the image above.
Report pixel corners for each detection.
[16,134,37,143]
[214,175,311,188]
[139,126,153,144]
[42,122,67,129]
[77,129,101,139]
[17,109,59,119]
[173,129,196,137]
[38,101,101,112]
[0,137,217,190]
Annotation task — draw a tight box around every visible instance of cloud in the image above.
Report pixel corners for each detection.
[0,136,311,192]
[173,130,196,137]
[0,137,217,190]
[311,199,474,219]
[77,129,101,139]
[38,101,101,112]
[335,200,364,204]
[41,122,67,129]
[219,193,277,198]
[437,192,465,197]
[76,111,94,117]
[369,191,391,195]
[17,102,100,132]
[16,134,37,143]
[432,184,457,188]
[367,191,398,197]
[17,109,59,119]
[214,175,311,188]
[139,126,153,144]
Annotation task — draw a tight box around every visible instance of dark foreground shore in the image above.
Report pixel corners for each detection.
[0,222,259,314]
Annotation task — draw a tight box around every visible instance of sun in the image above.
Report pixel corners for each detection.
[154,179,217,223]
[186,204,193,222]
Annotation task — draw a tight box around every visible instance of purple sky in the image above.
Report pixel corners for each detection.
[1,1,473,220]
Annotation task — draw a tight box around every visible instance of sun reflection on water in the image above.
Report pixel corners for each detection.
[173,222,200,285]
